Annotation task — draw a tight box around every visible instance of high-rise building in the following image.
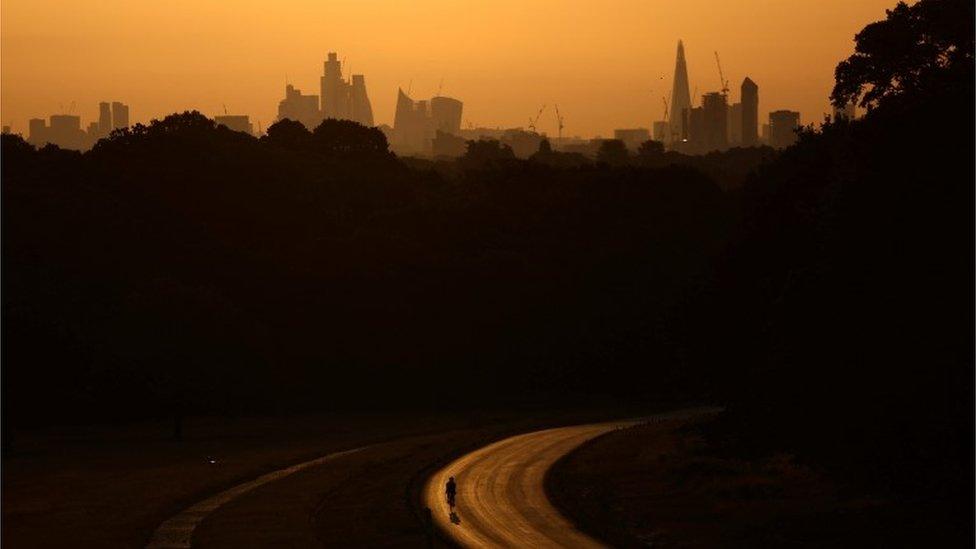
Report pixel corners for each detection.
[684,106,705,152]
[430,96,463,135]
[28,118,48,146]
[702,92,728,152]
[49,115,88,150]
[728,102,742,146]
[741,77,759,146]
[350,74,374,127]
[613,128,651,151]
[669,41,692,141]
[321,52,345,119]
[214,114,254,135]
[278,84,322,129]
[112,102,129,130]
[319,52,374,127]
[393,90,464,155]
[98,102,112,137]
[769,110,801,149]
[393,88,430,154]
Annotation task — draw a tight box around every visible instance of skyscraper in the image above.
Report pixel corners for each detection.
[430,96,463,135]
[741,77,759,146]
[702,92,728,152]
[277,84,322,129]
[111,102,129,130]
[321,52,345,119]
[669,40,692,140]
[319,53,374,126]
[98,102,112,137]
[728,102,742,145]
[350,74,374,127]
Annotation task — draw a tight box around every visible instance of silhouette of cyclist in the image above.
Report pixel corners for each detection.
[446,476,457,508]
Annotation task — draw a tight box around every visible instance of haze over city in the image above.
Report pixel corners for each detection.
[3,0,972,547]
[3,0,899,137]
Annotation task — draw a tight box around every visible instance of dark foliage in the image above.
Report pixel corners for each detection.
[832,0,974,109]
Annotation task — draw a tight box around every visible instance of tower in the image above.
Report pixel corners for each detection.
[741,77,759,146]
[350,74,374,127]
[112,102,129,130]
[98,102,112,137]
[669,40,692,139]
[321,52,346,119]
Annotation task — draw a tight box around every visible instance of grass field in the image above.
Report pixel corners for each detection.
[546,415,969,548]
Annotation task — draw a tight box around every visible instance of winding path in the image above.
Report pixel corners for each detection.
[145,447,366,548]
[422,420,639,548]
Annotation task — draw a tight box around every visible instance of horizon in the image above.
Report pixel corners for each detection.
[3,0,902,138]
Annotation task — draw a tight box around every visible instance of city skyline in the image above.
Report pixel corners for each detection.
[2,0,902,138]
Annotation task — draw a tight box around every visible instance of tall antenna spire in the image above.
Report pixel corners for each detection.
[669,40,692,138]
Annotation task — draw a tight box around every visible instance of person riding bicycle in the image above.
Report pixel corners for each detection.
[446,476,457,508]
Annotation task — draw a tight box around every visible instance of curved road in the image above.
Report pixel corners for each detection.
[423,420,640,548]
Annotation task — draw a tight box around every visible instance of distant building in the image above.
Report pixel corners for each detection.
[393,89,464,155]
[701,92,728,152]
[214,114,254,135]
[613,128,650,151]
[761,123,770,144]
[50,115,89,150]
[87,121,100,137]
[728,102,742,146]
[652,121,670,144]
[683,106,705,152]
[392,89,430,154]
[350,74,374,127]
[669,40,692,141]
[98,102,112,138]
[430,96,463,135]
[768,110,800,149]
[277,84,322,130]
[112,102,129,130]
[741,77,759,146]
[320,52,374,127]
[501,128,544,158]
[2,125,10,134]
[28,118,48,146]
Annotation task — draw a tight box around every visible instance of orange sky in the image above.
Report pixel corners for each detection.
[2,1,901,138]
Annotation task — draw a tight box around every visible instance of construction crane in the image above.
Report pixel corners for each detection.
[714,51,730,96]
[527,104,546,133]
[554,104,564,140]
[223,104,228,115]
[662,97,670,122]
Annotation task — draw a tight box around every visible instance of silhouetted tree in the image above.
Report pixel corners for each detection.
[596,139,628,166]
[636,140,665,158]
[311,118,391,157]
[460,139,516,169]
[832,0,975,109]
[263,118,312,150]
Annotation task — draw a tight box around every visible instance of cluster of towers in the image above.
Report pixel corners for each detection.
[276,52,374,131]
[657,40,801,152]
[27,100,129,150]
[388,89,464,155]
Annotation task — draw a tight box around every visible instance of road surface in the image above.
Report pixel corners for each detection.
[423,420,641,548]
[146,447,366,548]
